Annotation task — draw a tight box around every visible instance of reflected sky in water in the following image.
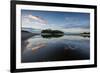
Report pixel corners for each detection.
[21,35,90,63]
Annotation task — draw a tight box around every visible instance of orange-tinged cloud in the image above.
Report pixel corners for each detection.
[28,15,47,25]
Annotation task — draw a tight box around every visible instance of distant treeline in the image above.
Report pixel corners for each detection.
[80,32,90,34]
[80,32,90,37]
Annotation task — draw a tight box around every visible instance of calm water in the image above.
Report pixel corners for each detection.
[21,35,90,63]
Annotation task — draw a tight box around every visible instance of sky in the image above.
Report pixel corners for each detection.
[21,10,90,33]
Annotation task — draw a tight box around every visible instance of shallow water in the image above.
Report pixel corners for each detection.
[21,35,90,63]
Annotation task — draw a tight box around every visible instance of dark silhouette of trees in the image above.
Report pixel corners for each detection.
[41,29,64,35]
[41,29,64,38]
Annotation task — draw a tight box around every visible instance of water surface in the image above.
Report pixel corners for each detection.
[21,34,90,63]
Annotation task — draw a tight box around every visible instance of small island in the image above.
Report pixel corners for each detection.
[41,29,64,38]
[80,32,90,37]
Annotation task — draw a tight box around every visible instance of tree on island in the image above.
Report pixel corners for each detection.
[41,29,64,35]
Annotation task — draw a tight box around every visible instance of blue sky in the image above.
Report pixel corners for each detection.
[21,10,90,33]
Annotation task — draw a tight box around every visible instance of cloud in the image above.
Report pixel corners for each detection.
[22,14,48,28]
[61,28,90,33]
[28,14,47,25]
[64,17,90,28]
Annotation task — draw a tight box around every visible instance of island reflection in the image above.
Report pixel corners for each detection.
[21,31,90,63]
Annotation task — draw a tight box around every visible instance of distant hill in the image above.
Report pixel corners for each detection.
[21,27,41,34]
[21,30,34,40]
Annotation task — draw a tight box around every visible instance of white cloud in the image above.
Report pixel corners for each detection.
[21,14,48,28]
[61,28,90,33]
